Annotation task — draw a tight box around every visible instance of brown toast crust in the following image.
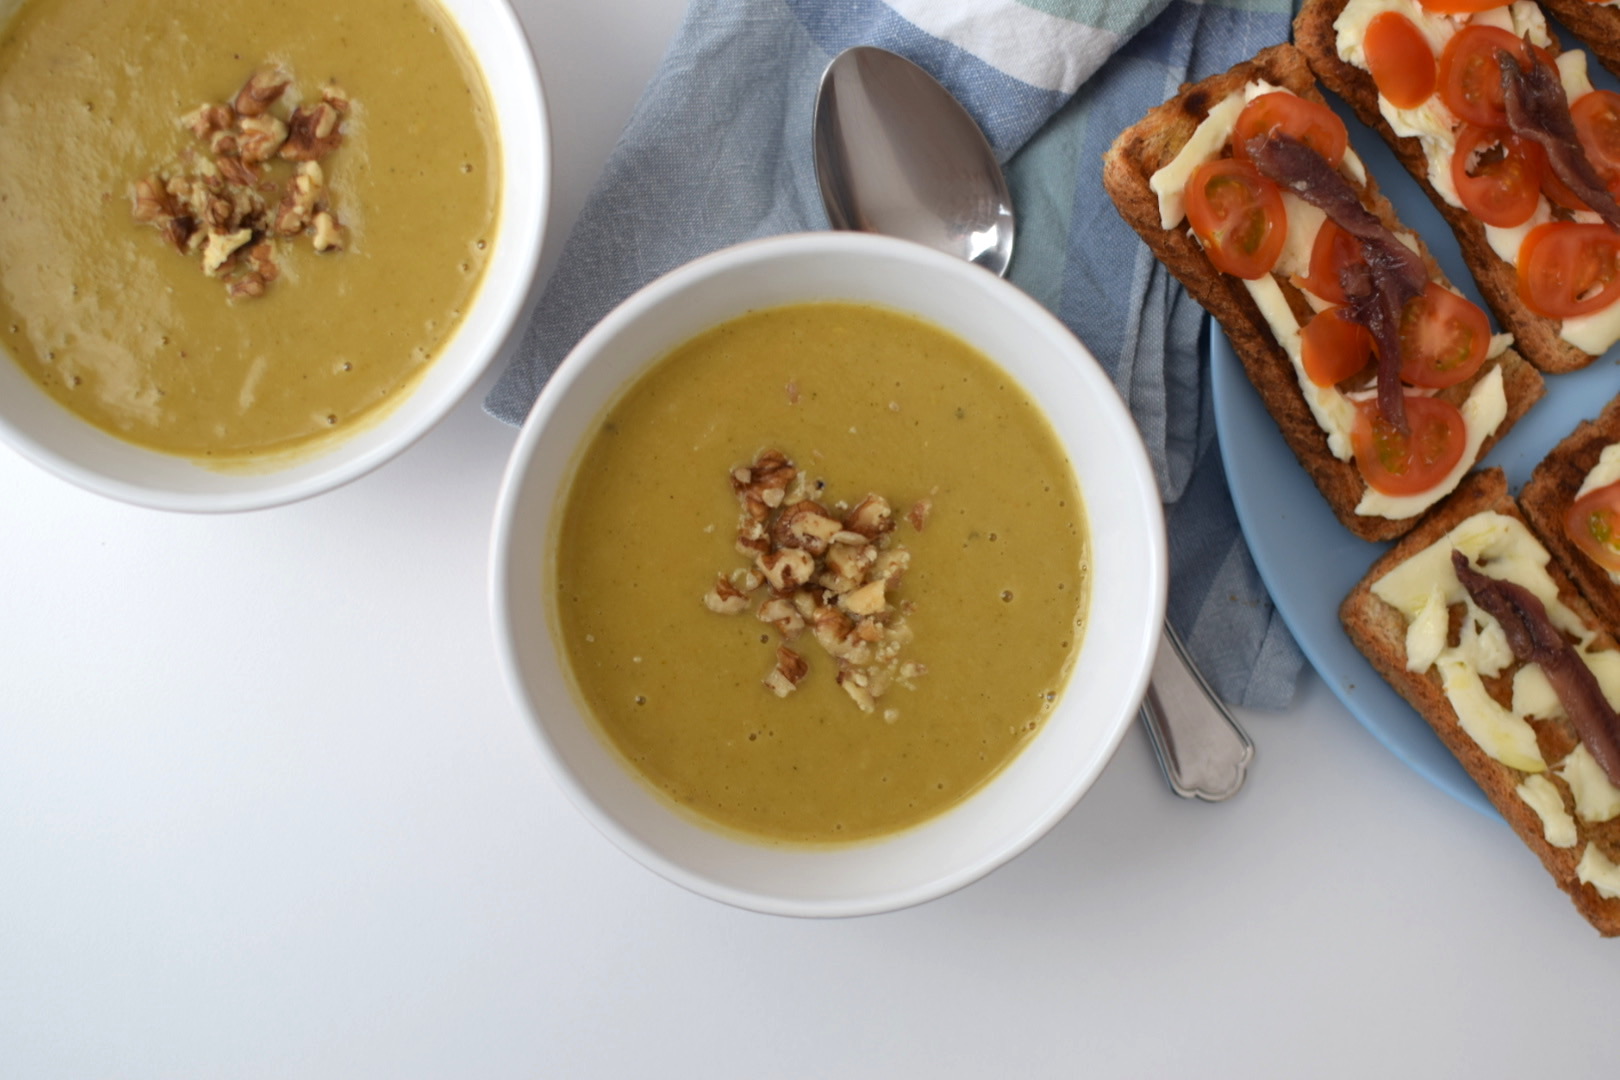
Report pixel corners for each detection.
[1521,395,1620,630]
[1102,43,1544,543]
[1294,0,1598,375]
[1341,468,1620,936]
[1540,0,1620,86]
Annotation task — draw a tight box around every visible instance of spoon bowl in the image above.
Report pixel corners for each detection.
[813,46,1014,276]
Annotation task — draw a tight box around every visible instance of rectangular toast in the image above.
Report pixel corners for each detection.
[1341,468,1620,935]
[1295,0,1604,374]
[1102,43,1543,543]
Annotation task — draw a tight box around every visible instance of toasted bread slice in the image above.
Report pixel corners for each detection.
[1540,0,1620,86]
[1342,468,1620,936]
[1522,395,1620,630]
[1102,43,1543,543]
[1295,0,1598,375]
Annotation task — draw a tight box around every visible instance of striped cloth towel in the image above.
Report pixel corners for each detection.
[486,0,1304,709]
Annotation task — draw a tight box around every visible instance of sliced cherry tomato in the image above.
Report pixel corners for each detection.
[1232,92,1348,166]
[1301,307,1374,387]
[1397,283,1490,388]
[1566,480,1620,572]
[1450,124,1544,227]
[1301,219,1364,304]
[1439,26,1531,130]
[1365,12,1438,109]
[1517,221,1620,318]
[1572,89,1620,198]
[1184,159,1287,280]
[1351,395,1468,496]
[1417,0,1509,12]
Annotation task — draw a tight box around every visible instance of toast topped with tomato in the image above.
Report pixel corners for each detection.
[1296,0,1620,374]
[1522,395,1620,631]
[1341,468,1620,936]
[1103,43,1544,542]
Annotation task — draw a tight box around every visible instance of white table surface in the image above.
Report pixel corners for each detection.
[3,2,1615,1076]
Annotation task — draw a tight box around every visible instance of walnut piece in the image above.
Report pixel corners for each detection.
[280,101,343,161]
[233,66,289,118]
[311,211,343,252]
[758,547,815,593]
[702,574,750,615]
[201,228,253,277]
[772,501,844,556]
[182,103,235,139]
[132,176,176,223]
[844,495,894,539]
[764,647,809,698]
[237,114,288,164]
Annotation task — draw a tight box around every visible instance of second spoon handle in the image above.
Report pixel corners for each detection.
[1138,620,1254,802]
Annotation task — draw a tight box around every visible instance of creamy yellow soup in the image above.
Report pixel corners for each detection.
[0,0,498,459]
[552,303,1089,844]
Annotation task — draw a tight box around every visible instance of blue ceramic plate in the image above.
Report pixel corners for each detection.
[1210,66,1620,817]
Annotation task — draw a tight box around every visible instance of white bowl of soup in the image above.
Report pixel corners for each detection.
[0,0,547,511]
[492,232,1166,917]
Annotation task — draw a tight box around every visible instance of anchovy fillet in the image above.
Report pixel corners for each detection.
[1499,45,1620,231]
[1249,132,1427,430]
[1451,549,1620,786]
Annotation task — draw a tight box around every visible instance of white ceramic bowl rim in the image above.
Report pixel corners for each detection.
[0,0,549,513]
[491,232,1167,917]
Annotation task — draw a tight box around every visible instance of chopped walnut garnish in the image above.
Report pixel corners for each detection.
[756,596,805,640]
[735,518,770,559]
[273,162,322,235]
[704,450,925,711]
[702,573,750,615]
[321,82,351,112]
[844,495,894,539]
[280,101,343,161]
[246,240,279,282]
[183,103,236,139]
[133,176,176,223]
[201,228,253,277]
[837,666,876,712]
[233,66,289,118]
[134,63,353,299]
[871,548,910,585]
[758,547,815,593]
[908,499,932,532]
[824,540,876,584]
[731,449,796,519]
[764,647,809,698]
[841,580,887,617]
[311,211,343,252]
[772,500,843,556]
[226,273,268,299]
[160,216,198,253]
[237,114,288,164]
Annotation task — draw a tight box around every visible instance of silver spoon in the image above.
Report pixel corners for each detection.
[812,45,1254,801]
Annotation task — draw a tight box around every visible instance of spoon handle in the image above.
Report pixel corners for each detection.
[1138,620,1254,801]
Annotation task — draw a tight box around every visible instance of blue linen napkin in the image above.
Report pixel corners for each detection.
[487,0,1304,709]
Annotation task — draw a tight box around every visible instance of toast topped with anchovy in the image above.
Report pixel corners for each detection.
[1103,43,1543,542]
[1341,468,1620,936]
[1297,0,1620,374]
